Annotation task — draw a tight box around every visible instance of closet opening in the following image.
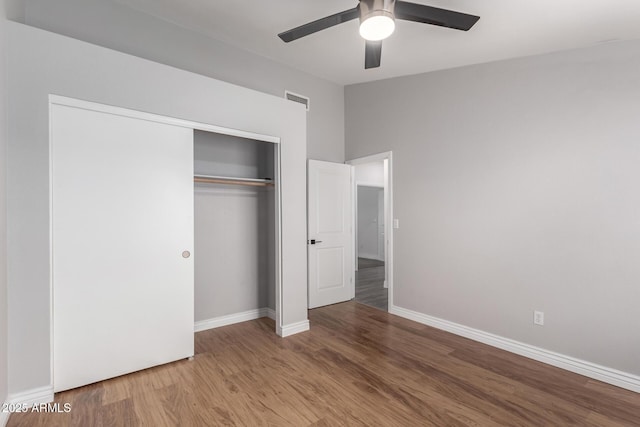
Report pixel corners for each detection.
[193,129,280,335]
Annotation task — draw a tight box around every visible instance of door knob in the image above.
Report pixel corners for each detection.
[308,239,323,245]
[182,250,191,258]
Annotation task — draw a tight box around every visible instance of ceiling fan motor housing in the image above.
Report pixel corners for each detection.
[358,0,397,23]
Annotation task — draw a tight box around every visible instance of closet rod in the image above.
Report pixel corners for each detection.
[194,174,274,187]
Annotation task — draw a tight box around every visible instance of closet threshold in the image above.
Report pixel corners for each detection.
[194,174,274,187]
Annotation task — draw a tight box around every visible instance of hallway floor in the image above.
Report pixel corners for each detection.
[355,257,387,311]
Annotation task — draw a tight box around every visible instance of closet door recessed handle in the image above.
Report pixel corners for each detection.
[308,239,323,245]
[182,250,191,258]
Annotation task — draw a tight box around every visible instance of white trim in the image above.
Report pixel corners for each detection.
[194,308,274,332]
[356,181,384,189]
[385,156,392,301]
[389,305,640,393]
[274,143,285,336]
[6,386,54,407]
[353,173,358,272]
[347,152,391,166]
[265,308,276,320]
[278,320,310,337]
[352,167,358,277]
[48,95,55,391]
[1,410,9,427]
[49,95,281,144]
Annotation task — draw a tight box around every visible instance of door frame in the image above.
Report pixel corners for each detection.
[346,152,394,308]
[49,95,284,388]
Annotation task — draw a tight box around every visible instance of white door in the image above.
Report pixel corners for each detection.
[307,160,353,308]
[52,103,194,392]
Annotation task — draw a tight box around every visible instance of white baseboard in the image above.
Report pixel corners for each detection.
[194,307,274,332]
[389,305,640,394]
[265,308,276,320]
[195,307,308,338]
[5,385,54,408]
[277,320,310,338]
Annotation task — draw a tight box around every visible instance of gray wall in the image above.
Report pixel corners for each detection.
[17,0,345,163]
[357,187,383,260]
[7,22,307,394]
[194,132,273,180]
[194,187,274,319]
[346,40,640,376]
[194,186,273,319]
[0,2,9,411]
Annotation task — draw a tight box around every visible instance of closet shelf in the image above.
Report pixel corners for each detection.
[194,174,274,187]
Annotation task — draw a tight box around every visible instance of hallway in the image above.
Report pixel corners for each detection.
[354,257,387,311]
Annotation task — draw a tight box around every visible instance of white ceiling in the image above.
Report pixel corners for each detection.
[115,0,640,85]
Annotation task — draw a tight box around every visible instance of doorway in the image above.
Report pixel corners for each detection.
[348,152,393,312]
[356,185,386,310]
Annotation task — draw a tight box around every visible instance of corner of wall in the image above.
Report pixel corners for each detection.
[4,0,25,22]
[277,320,310,338]
[1,4,11,426]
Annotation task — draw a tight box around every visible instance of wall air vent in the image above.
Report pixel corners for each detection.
[285,90,310,111]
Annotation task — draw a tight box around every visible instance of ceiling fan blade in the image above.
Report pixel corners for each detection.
[278,7,360,42]
[395,1,479,31]
[365,41,382,69]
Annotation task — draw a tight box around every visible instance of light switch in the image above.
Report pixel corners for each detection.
[393,219,399,229]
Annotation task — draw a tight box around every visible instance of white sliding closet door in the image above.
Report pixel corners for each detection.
[52,103,194,392]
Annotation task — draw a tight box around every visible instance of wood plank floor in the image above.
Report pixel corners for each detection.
[355,258,387,311]
[8,302,640,426]
[357,257,384,269]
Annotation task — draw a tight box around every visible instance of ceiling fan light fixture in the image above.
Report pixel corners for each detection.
[359,12,395,41]
[277,0,480,70]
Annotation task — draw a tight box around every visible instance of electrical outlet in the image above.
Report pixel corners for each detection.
[533,310,544,326]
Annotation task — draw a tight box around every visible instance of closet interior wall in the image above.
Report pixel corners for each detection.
[193,130,276,324]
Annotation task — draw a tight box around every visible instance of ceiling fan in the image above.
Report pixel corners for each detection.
[278,0,480,69]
